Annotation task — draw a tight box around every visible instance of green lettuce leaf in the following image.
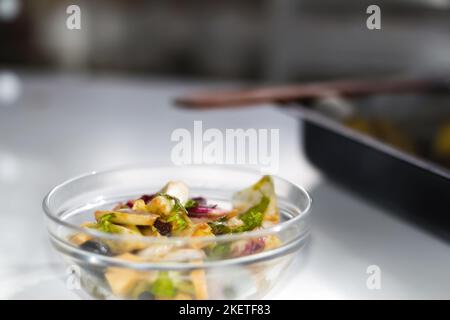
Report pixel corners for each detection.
[234,195,269,232]
[208,195,269,235]
[158,193,190,231]
[208,217,231,235]
[151,271,176,298]
[97,213,115,233]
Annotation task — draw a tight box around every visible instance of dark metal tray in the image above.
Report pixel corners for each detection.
[294,94,450,240]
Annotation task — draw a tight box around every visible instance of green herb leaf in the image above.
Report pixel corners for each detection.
[252,175,273,190]
[97,213,115,233]
[208,243,231,259]
[234,195,269,233]
[167,212,188,230]
[151,271,176,298]
[158,193,190,230]
[208,219,231,235]
[208,196,269,235]
[184,199,197,209]
[157,193,188,214]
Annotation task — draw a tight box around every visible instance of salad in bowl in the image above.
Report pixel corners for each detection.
[44,166,311,300]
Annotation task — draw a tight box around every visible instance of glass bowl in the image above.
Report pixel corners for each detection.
[43,165,312,300]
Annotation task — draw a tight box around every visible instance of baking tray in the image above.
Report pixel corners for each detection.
[293,93,450,240]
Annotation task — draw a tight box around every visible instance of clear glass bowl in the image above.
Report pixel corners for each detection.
[43,165,312,300]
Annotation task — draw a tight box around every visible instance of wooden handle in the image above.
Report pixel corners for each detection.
[175,77,447,109]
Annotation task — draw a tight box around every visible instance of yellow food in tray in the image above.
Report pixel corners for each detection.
[345,116,450,169]
[345,117,416,154]
[433,123,450,163]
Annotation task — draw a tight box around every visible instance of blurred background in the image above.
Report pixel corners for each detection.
[1,0,450,299]
[2,0,450,82]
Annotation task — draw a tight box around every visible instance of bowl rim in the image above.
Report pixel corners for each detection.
[43,164,312,247]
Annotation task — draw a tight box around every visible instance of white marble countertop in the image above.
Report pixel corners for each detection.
[0,72,449,299]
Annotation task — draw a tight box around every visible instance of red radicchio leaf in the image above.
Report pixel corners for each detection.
[239,238,265,256]
[187,205,227,218]
[125,194,156,208]
[187,197,227,218]
[191,197,207,206]
[140,194,156,203]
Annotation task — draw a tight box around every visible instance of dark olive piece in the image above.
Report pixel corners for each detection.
[138,291,155,300]
[140,194,156,204]
[80,240,112,256]
[153,219,172,236]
